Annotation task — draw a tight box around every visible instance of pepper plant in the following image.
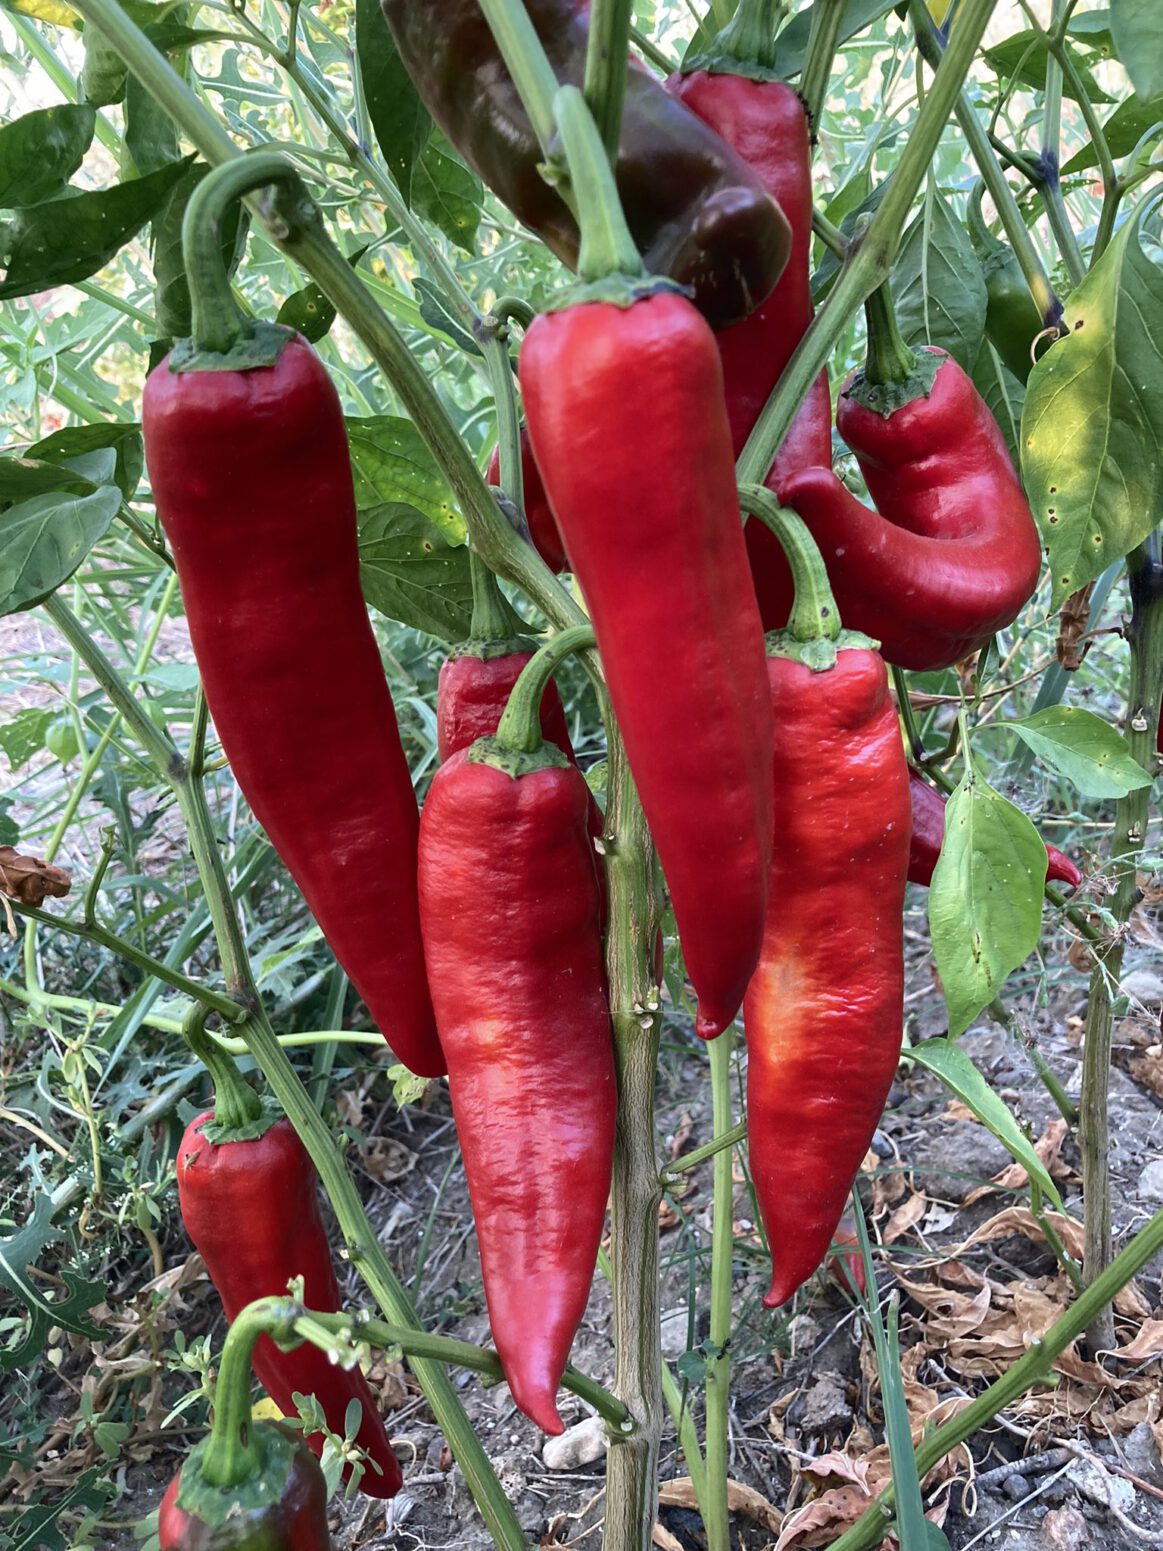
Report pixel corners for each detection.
[1,4,1161,1551]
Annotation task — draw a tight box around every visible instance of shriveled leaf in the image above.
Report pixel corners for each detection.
[0,845,71,905]
[1021,205,1163,605]
[0,486,120,615]
[928,766,1046,1037]
[2,0,80,26]
[1110,0,1163,105]
[1010,705,1154,798]
[0,154,194,300]
[0,104,95,208]
[28,424,143,502]
[891,191,987,371]
[910,1040,1062,1207]
[412,135,482,253]
[355,0,431,204]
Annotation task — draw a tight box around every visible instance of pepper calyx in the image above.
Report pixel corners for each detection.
[467,734,571,780]
[198,1095,286,1147]
[842,348,943,418]
[169,321,294,375]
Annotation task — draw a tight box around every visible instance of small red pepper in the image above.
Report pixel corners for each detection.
[520,90,773,1038]
[176,1046,402,1499]
[778,291,1043,671]
[740,492,910,1308]
[142,158,441,1077]
[907,767,1081,890]
[419,626,615,1434]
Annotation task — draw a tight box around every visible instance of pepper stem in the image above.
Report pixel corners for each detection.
[714,0,783,71]
[495,624,596,754]
[182,153,301,356]
[199,1297,301,1488]
[861,282,917,386]
[181,1002,263,1133]
[468,550,522,643]
[553,85,644,282]
[738,486,842,644]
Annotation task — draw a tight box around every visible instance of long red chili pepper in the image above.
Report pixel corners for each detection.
[159,1301,335,1549]
[175,1044,403,1497]
[666,0,832,628]
[778,288,1043,670]
[740,491,911,1307]
[142,159,441,1077]
[907,767,1081,890]
[418,626,615,1434]
[520,89,773,1037]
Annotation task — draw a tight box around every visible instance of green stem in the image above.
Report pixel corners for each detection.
[467,551,520,644]
[714,0,782,73]
[703,1031,735,1551]
[302,1311,631,1431]
[660,1120,748,1182]
[584,0,634,163]
[826,1202,1163,1551]
[476,0,562,154]
[736,0,999,485]
[554,85,644,280]
[1041,0,1064,184]
[892,665,926,764]
[986,998,1078,1129]
[200,1298,301,1487]
[495,625,596,752]
[181,1002,263,1132]
[862,282,915,385]
[800,0,845,129]
[477,311,526,522]
[738,487,841,644]
[630,26,675,75]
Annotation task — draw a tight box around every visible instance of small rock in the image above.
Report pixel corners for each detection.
[1003,1472,1029,1500]
[1136,1158,1163,1203]
[798,1373,852,1435]
[1122,967,1163,1004]
[786,1313,820,1357]
[542,1414,606,1471]
[660,1307,690,1359]
[1123,1421,1163,1488]
[425,1434,452,1471]
[1041,1504,1087,1551]
[1067,1453,1136,1512]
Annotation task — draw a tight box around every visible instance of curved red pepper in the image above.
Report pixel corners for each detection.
[418,742,614,1434]
[746,645,910,1307]
[521,290,774,1037]
[485,435,569,574]
[907,767,1081,890]
[779,350,1044,669]
[176,1111,403,1498]
[158,1423,332,1549]
[143,335,442,1077]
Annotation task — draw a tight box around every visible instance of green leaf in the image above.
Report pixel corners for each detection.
[151,161,248,344]
[0,706,55,769]
[0,1195,104,1374]
[1021,205,1163,606]
[971,341,1025,466]
[356,0,431,205]
[1010,705,1155,798]
[928,768,1046,1037]
[7,1468,110,1551]
[412,135,483,253]
[28,424,144,502]
[891,191,988,371]
[0,486,120,615]
[769,0,898,79]
[0,456,93,501]
[984,30,1113,103]
[347,417,471,642]
[122,68,181,176]
[1110,0,1163,105]
[910,1039,1063,1209]
[0,104,95,208]
[276,246,366,345]
[1062,92,1163,177]
[414,277,482,356]
[0,154,195,300]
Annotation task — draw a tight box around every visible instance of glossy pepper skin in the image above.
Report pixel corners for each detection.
[158,1423,332,1550]
[745,646,910,1308]
[176,1110,403,1499]
[486,435,569,574]
[418,744,615,1434]
[906,767,1081,890]
[143,335,442,1077]
[779,350,1043,670]
[378,0,790,328]
[664,67,832,629]
[521,290,774,1038]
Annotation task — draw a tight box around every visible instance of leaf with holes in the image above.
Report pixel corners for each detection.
[1021,205,1163,606]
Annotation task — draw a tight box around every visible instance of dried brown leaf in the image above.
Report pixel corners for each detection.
[0,846,71,908]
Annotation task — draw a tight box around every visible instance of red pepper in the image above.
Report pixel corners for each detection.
[177,1107,403,1497]
[485,433,569,574]
[158,1299,335,1548]
[907,767,1081,890]
[666,0,833,628]
[739,493,910,1308]
[418,627,615,1434]
[439,642,572,761]
[778,292,1043,671]
[142,162,441,1077]
[520,91,773,1038]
